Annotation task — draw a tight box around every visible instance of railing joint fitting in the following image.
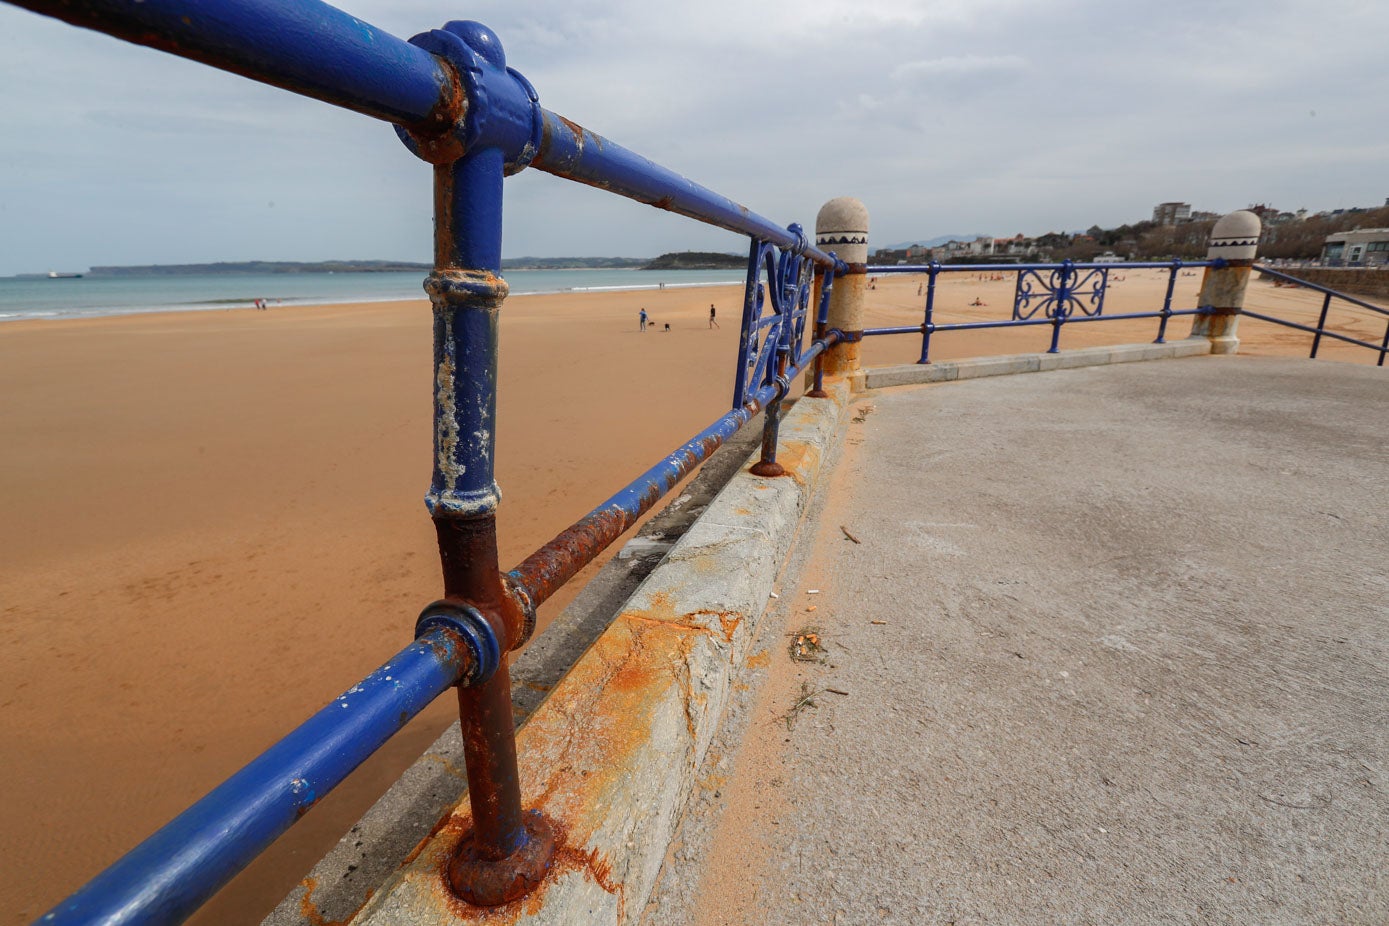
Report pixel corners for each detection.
[397,21,543,171]
[501,574,538,649]
[416,600,502,687]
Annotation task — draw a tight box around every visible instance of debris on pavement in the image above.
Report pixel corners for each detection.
[782,682,822,730]
[789,628,828,663]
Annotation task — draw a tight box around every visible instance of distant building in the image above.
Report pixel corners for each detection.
[1152,202,1192,225]
[1247,203,1299,225]
[1321,228,1389,266]
[993,234,1034,258]
[927,239,973,261]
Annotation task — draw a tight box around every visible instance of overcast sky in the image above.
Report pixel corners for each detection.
[2,0,1386,275]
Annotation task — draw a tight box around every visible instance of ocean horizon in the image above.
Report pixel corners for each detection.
[0,268,745,323]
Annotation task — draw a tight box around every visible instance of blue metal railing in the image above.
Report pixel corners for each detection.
[10,2,846,923]
[861,259,1217,362]
[37,629,477,926]
[1248,265,1389,366]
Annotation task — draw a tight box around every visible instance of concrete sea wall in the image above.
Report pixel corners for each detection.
[1259,267,1389,301]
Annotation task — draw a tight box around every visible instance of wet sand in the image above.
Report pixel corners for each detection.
[0,270,1375,923]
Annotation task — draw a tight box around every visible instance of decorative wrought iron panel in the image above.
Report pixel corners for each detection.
[1013,263,1109,320]
[732,226,816,409]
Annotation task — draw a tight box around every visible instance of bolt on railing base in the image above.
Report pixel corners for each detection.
[749,459,787,477]
[447,809,557,906]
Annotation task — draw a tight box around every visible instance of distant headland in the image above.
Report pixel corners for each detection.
[640,252,745,270]
[71,260,432,277]
[9,253,753,278]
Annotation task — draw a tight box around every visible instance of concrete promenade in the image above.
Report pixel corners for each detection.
[645,355,1388,925]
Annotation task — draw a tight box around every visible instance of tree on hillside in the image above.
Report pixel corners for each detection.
[1057,237,1103,261]
[1135,219,1216,259]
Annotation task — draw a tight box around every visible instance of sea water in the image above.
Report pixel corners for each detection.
[0,268,743,323]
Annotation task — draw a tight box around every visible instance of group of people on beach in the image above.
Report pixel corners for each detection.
[639,304,720,332]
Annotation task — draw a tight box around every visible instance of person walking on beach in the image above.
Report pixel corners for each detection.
[708,304,720,329]
[639,308,648,332]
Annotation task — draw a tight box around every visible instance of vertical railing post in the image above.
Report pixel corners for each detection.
[1189,210,1262,354]
[917,261,939,364]
[1378,319,1389,367]
[1310,292,1333,359]
[750,325,791,476]
[1155,259,1181,343]
[751,246,804,477]
[732,239,766,411]
[405,20,555,908]
[815,197,869,381]
[806,265,835,397]
[1047,260,1074,353]
[423,146,555,907]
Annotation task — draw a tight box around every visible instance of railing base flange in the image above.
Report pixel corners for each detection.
[447,809,557,906]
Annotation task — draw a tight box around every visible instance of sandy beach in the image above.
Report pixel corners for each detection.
[0,270,1378,923]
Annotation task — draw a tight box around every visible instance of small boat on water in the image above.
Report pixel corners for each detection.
[47,271,84,279]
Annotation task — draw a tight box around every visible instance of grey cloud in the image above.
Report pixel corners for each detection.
[0,0,1386,275]
[893,55,1028,80]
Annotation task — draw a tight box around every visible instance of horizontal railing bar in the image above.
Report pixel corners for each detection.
[1018,308,1202,325]
[39,627,472,926]
[508,336,835,609]
[532,112,839,269]
[7,0,455,127]
[862,325,929,336]
[862,309,1204,337]
[1253,264,1389,318]
[1238,309,1388,352]
[866,261,1219,274]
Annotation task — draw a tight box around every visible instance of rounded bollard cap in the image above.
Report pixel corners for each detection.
[1207,210,1261,261]
[816,197,869,265]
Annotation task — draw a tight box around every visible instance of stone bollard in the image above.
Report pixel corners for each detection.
[1189,210,1261,354]
[815,197,869,378]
